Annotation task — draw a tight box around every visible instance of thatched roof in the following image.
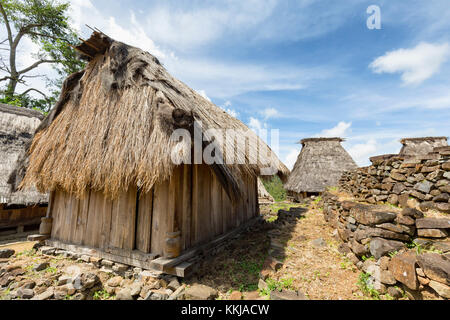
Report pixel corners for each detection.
[284,137,358,193]
[15,31,288,202]
[399,136,448,156]
[0,103,47,206]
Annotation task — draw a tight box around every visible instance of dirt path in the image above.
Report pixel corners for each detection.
[189,202,365,300]
[0,241,36,253]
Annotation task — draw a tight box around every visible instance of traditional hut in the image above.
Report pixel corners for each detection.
[257,178,274,204]
[0,104,47,235]
[284,137,357,201]
[399,137,448,156]
[13,31,288,275]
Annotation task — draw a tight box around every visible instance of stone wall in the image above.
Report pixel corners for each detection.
[339,146,450,214]
[322,192,450,299]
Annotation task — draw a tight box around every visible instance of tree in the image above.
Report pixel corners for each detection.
[0,0,85,112]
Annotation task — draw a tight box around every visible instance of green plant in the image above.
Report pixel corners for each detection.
[388,251,398,258]
[357,272,380,300]
[44,266,58,274]
[259,277,295,297]
[93,289,112,300]
[262,176,287,202]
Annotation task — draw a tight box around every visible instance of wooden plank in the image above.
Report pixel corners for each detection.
[74,192,90,246]
[99,194,113,249]
[151,215,261,271]
[110,187,137,250]
[199,164,212,244]
[136,189,153,253]
[211,172,222,237]
[68,194,80,245]
[85,191,102,247]
[191,165,199,246]
[46,239,158,270]
[181,165,192,251]
[151,180,169,255]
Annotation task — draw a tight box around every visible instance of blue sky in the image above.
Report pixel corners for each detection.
[4,0,450,168]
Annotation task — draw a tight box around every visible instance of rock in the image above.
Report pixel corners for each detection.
[379,256,390,270]
[33,262,50,272]
[443,162,450,171]
[311,238,327,248]
[388,252,418,290]
[17,288,34,299]
[0,249,15,258]
[101,259,114,267]
[432,241,450,253]
[395,214,415,226]
[184,284,218,300]
[149,290,169,300]
[116,288,133,300]
[229,291,243,300]
[106,276,123,287]
[433,193,450,202]
[387,194,398,205]
[167,278,180,291]
[40,246,56,255]
[350,239,369,257]
[168,285,185,300]
[414,180,433,194]
[398,193,409,208]
[369,238,404,260]
[416,218,450,229]
[379,269,397,285]
[270,289,308,300]
[355,227,409,242]
[402,285,422,300]
[434,203,450,213]
[129,282,142,297]
[80,255,90,262]
[89,256,102,267]
[351,206,397,226]
[20,280,36,289]
[112,263,128,273]
[419,201,435,212]
[417,229,448,238]
[401,208,424,219]
[262,256,283,271]
[337,243,352,255]
[32,287,54,300]
[428,280,450,299]
[391,172,406,182]
[57,275,72,286]
[73,272,99,291]
[410,190,425,201]
[376,223,404,234]
[346,252,360,265]
[417,276,430,286]
[416,253,450,285]
[387,286,402,299]
[258,279,268,291]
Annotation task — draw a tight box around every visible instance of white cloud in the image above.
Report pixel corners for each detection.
[317,121,352,138]
[284,147,301,170]
[347,139,377,166]
[248,117,265,133]
[261,107,279,119]
[197,90,211,102]
[370,42,450,85]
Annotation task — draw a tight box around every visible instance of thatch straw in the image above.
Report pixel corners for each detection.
[16,31,288,200]
[0,103,47,205]
[399,136,448,156]
[284,137,357,193]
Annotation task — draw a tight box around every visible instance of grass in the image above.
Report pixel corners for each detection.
[406,241,443,255]
[262,176,286,202]
[93,289,114,300]
[357,272,380,300]
[259,277,295,297]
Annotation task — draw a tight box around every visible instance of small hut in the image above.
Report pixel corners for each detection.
[0,104,47,235]
[284,137,357,201]
[399,137,448,156]
[14,31,288,275]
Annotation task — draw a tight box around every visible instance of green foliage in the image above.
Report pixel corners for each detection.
[262,176,286,202]
[357,272,380,300]
[259,277,295,297]
[0,0,85,112]
[93,289,113,300]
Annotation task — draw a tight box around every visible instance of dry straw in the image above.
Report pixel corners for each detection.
[17,31,288,200]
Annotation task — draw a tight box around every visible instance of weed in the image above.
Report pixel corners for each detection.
[357,272,380,300]
[93,289,113,300]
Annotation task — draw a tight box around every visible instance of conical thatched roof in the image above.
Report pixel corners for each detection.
[399,136,448,156]
[0,103,47,205]
[15,31,288,201]
[284,137,358,193]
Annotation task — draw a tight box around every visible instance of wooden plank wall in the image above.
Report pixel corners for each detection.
[50,164,258,257]
[0,205,46,229]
